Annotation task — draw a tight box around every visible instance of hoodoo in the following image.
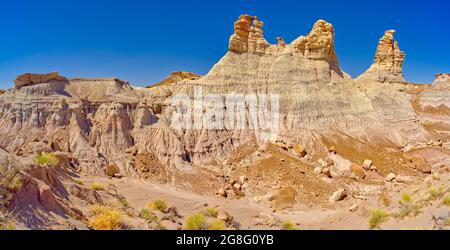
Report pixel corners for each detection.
[357,30,406,83]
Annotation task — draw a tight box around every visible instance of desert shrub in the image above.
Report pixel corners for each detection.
[400,193,412,205]
[0,220,15,230]
[34,152,58,167]
[185,213,207,230]
[428,187,444,200]
[207,219,226,230]
[139,208,157,221]
[369,208,389,229]
[0,165,23,191]
[148,198,168,212]
[91,183,104,191]
[281,221,299,230]
[88,205,122,230]
[443,195,450,206]
[203,207,218,218]
[0,164,24,207]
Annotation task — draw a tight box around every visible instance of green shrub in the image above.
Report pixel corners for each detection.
[0,164,24,207]
[88,205,122,230]
[428,187,441,200]
[400,193,412,205]
[443,195,450,206]
[369,208,389,229]
[148,198,168,212]
[0,165,23,191]
[34,152,58,167]
[91,183,104,191]
[281,221,299,230]
[203,207,218,218]
[185,214,207,230]
[139,208,157,221]
[208,219,226,230]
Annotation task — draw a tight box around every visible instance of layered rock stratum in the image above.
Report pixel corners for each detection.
[0,14,449,229]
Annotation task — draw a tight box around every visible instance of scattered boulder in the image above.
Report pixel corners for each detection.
[385,173,396,182]
[218,188,227,198]
[349,204,358,212]
[362,159,373,170]
[273,186,297,211]
[314,167,323,174]
[405,155,431,174]
[329,189,347,203]
[365,171,384,183]
[350,164,366,180]
[293,144,307,157]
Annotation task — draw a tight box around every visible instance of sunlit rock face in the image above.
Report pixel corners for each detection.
[357,30,406,83]
[0,14,446,178]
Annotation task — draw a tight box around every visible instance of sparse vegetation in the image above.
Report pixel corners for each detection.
[369,208,389,229]
[138,208,165,230]
[203,207,218,218]
[0,212,15,230]
[281,221,299,230]
[148,198,168,212]
[91,183,104,191]
[443,195,450,206]
[400,193,412,205]
[34,152,58,167]
[427,186,445,201]
[88,205,122,230]
[185,213,207,230]
[139,208,157,221]
[0,163,24,207]
[207,219,226,230]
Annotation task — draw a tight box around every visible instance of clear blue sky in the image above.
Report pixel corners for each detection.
[1,0,449,88]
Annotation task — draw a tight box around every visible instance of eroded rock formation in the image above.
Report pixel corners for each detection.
[357,30,406,83]
[292,20,339,64]
[229,15,269,54]
[0,14,446,182]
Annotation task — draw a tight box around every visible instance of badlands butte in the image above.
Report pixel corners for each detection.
[0,14,449,230]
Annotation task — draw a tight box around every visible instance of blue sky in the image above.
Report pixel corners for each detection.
[0,0,449,88]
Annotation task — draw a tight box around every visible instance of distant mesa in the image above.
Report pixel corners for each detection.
[146,71,201,88]
[357,30,406,83]
[14,72,68,88]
